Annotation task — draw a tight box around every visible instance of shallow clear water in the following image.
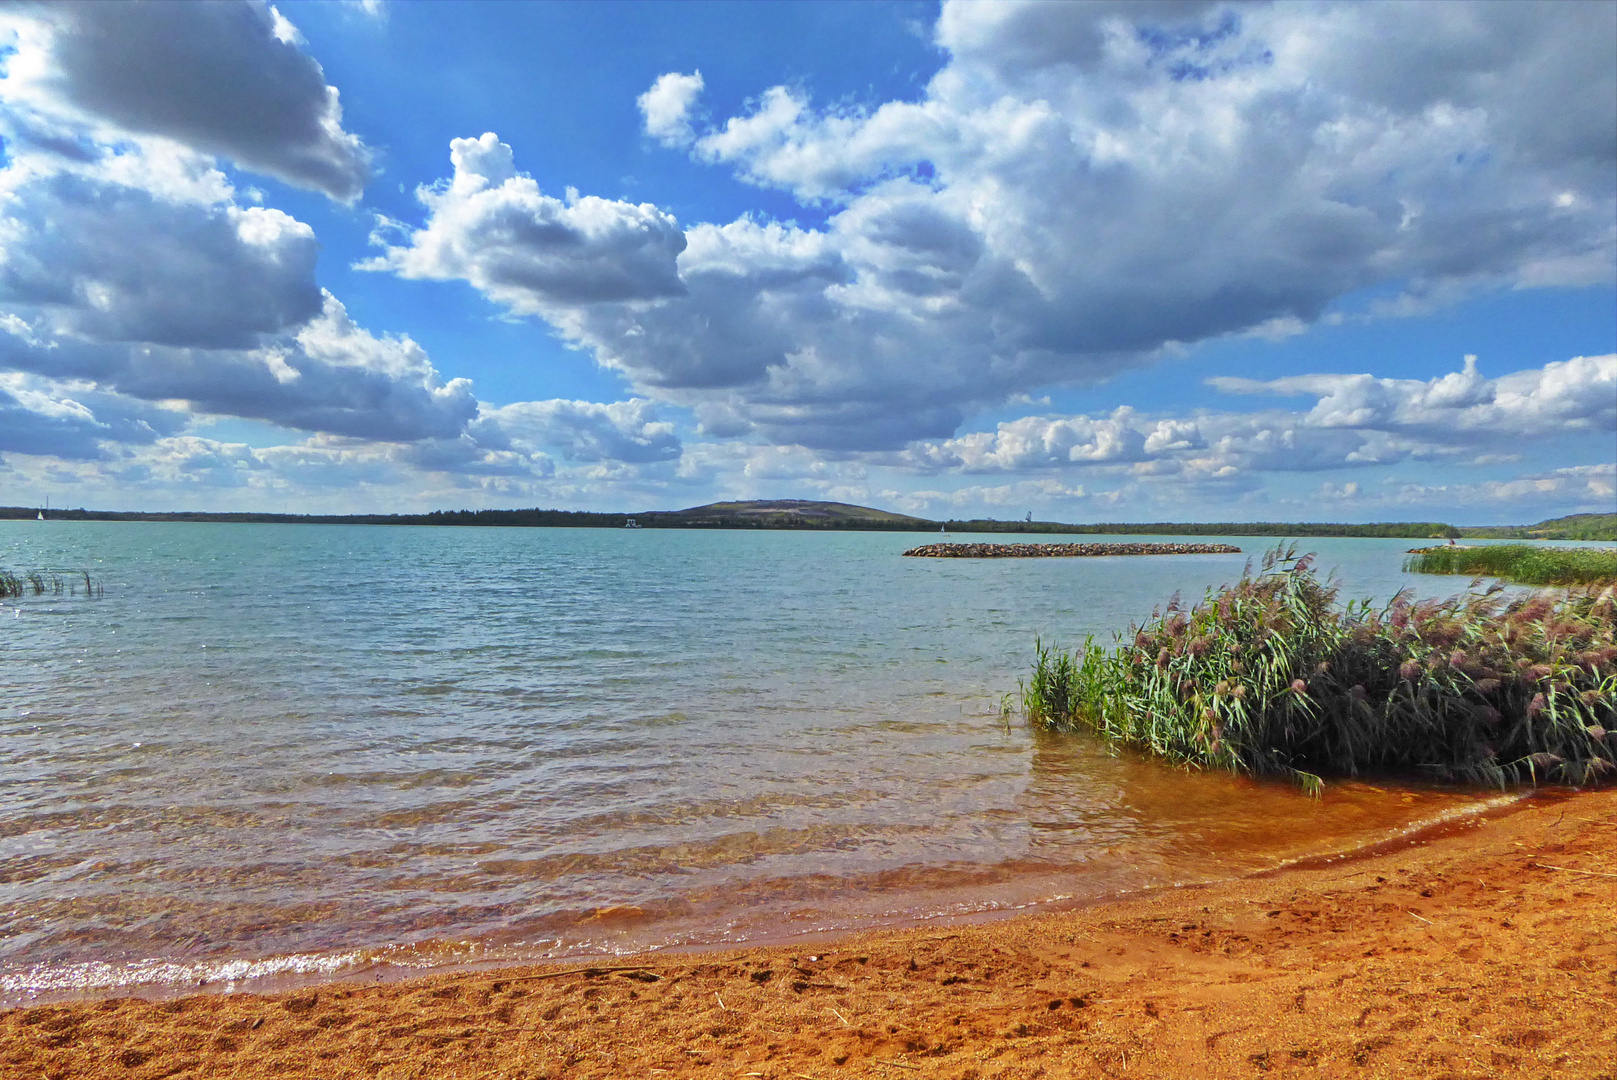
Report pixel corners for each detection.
[0,523,1566,1001]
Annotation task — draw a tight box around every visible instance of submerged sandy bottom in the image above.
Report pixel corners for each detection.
[3,787,1611,1079]
[12,524,1544,1007]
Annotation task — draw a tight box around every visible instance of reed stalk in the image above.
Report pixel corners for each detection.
[1023,546,1616,793]
[0,568,101,600]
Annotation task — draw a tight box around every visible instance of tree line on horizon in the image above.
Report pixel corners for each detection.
[6,503,1612,540]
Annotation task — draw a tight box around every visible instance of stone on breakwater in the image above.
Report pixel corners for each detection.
[901,542,1243,558]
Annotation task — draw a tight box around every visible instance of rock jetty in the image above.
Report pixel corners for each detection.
[902,542,1243,558]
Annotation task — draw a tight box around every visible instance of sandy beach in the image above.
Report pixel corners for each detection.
[3,788,1612,1079]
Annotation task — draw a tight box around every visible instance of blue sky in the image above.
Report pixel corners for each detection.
[0,0,1612,523]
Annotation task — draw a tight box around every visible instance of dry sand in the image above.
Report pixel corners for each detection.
[4,789,1614,1080]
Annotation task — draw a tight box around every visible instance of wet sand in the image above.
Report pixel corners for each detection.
[4,789,1613,1079]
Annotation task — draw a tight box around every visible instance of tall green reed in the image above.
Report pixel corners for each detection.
[1405,544,1617,585]
[1024,546,1616,794]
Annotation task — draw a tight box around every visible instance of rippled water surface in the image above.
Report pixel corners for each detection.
[0,523,1535,1001]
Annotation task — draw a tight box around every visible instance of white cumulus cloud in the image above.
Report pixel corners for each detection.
[898,355,1615,491]
[1211,353,1617,440]
[364,133,689,314]
[638,71,705,148]
[0,0,372,201]
[381,1,1615,452]
[478,397,681,464]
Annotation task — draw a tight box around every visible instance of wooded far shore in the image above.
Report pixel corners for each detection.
[2,500,1611,541]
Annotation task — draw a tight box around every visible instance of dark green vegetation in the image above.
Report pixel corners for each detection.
[0,569,100,599]
[1021,548,1616,793]
[639,499,931,529]
[5,501,1609,539]
[1406,544,1617,586]
[1460,513,1617,542]
[664,506,1470,537]
[2,506,632,528]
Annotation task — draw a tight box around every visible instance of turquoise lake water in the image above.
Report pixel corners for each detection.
[0,523,1574,1001]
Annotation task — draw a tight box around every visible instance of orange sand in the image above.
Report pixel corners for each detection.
[4,789,1614,1079]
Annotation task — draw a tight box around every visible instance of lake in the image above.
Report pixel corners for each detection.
[0,523,1557,1002]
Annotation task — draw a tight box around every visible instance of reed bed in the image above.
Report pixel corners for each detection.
[1405,543,1617,585]
[1022,547,1616,793]
[0,568,102,599]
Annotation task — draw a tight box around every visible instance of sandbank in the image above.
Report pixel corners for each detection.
[4,789,1613,1079]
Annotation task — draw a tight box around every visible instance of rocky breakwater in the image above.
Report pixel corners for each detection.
[902,542,1243,558]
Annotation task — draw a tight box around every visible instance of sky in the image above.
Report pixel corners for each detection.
[0,0,1612,524]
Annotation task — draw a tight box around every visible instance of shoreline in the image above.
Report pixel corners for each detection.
[1,787,1533,1010]
[5,789,1611,1078]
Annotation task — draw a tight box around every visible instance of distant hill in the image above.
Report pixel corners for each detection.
[641,499,931,528]
[1460,513,1617,542]
[633,502,1469,537]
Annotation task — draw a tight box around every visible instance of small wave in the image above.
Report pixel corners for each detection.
[0,939,584,1006]
[1266,789,1534,874]
[1,950,372,1000]
[2,789,1540,1006]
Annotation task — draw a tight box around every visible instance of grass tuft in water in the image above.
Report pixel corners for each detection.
[1404,544,1617,586]
[1023,546,1616,794]
[0,568,102,599]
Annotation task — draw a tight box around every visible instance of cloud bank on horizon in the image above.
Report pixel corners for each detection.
[0,0,1611,523]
